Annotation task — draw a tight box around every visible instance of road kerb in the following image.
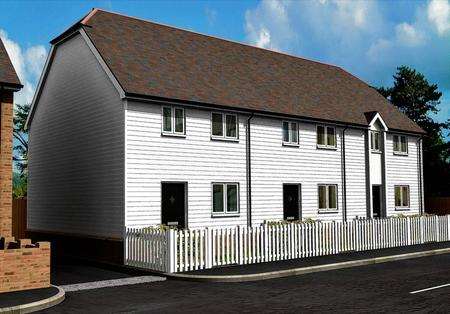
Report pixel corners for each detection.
[0,285,65,313]
[166,247,450,282]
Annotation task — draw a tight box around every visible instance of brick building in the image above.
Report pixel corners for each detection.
[0,36,22,236]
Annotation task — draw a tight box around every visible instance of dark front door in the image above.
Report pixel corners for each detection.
[283,184,301,221]
[372,185,382,218]
[161,183,186,228]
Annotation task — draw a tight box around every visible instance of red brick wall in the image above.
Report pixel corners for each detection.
[0,240,51,293]
[0,96,13,237]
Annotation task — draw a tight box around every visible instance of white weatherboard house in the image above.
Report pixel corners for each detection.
[26,9,425,261]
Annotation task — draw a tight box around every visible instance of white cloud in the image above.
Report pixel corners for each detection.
[0,29,47,105]
[205,7,217,26]
[255,27,272,49]
[25,46,47,79]
[245,0,294,51]
[395,23,424,46]
[427,0,450,35]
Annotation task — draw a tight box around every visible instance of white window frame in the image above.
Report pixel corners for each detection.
[316,125,337,149]
[282,121,299,146]
[211,112,239,141]
[318,184,338,213]
[161,106,185,136]
[370,130,381,153]
[211,182,240,217]
[393,134,408,155]
[394,185,410,210]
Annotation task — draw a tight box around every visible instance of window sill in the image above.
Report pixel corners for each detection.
[211,213,240,218]
[393,152,408,156]
[318,210,339,214]
[317,145,337,151]
[282,142,300,147]
[161,132,186,138]
[394,207,410,211]
[211,136,239,142]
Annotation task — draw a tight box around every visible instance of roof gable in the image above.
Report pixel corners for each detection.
[0,37,22,88]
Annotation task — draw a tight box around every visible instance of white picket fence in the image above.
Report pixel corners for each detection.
[125,215,450,273]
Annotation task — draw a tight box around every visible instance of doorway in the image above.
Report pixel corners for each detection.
[161,182,187,228]
[372,185,383,218]
[283,184,301,221]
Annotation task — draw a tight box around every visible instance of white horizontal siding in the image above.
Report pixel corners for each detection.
[251,118,366,224]
[344,129,368,219]
[385,134,421,216]
[125,101,247,228]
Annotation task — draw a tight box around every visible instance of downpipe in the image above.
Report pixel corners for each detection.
[341,126,348,222]
[246,113,254,227]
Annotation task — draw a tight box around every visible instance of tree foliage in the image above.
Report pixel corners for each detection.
[13,103,30,198]
[377,66,450,196]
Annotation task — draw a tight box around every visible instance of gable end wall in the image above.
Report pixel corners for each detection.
[28,34,124,239]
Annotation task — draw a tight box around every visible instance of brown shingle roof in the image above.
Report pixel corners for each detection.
[80,9,422,134]
[0,37,22,88]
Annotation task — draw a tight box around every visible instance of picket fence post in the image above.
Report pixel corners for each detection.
[166,229,176,273]
[448,215,450,241]
[205,227,212,269]
[406,217,411,245]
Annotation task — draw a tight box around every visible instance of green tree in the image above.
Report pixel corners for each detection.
[13,103,30,198]
[377,66,450,197]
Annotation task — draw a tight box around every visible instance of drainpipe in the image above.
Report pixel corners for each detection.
[341,126,348,221]
[416,137,424,214]
[246,113,254,227]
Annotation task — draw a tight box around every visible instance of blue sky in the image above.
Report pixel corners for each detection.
[1,0,449,126]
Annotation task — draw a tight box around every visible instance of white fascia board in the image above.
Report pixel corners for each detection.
[369,112,388,131]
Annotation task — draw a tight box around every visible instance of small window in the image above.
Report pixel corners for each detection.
[393,135,408,154]
[395,185,410,209]
[162,106,185,135]
[317,125,336,149]
[282,121,299,145]
[212,183,239,215]
[211,113,238,140]
[318,184,338,211]
[371,131,381,152]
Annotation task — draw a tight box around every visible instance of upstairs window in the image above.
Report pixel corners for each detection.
[318,184,338,212]
[282,121,299,146]
[395,185,410,209]
[371,131,381,152]
[162,106,185,136]
[393,135,408,155]
[211,113,238,140]
[317,125,336,148]
[212,183,239,216]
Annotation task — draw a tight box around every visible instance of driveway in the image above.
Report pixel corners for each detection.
[42,254,450,313]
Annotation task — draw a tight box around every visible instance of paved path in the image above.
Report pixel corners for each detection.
[60,276,166,292]
[41,254,450,313]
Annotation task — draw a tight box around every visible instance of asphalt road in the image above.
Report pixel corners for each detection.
[42,254,450,313]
